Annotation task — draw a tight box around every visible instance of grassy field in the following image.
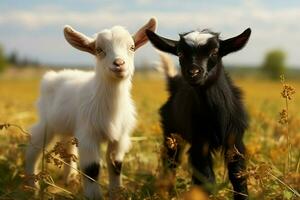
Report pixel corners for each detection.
[0,68,299,199]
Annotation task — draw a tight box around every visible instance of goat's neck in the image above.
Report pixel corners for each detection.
[195,62,234,105]
[82,65,133,138]
[203,61,223,88]
[93,64,132,103]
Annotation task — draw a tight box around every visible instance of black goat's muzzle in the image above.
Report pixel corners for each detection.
[185,67,208,85]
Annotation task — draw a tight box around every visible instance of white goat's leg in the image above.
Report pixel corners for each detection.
[63,140,79,185]
[106,134,131,194]
[77,134,102,200]
[25,122,54,187]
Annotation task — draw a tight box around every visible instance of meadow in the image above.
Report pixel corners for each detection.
[0,68,299,200]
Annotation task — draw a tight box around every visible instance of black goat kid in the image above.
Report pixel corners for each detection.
[146,28,251,200]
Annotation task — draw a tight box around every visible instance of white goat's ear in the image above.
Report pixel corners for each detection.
[64,25,96,55]
[133,17,157,50]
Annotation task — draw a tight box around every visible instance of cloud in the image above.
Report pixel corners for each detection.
[1,2,300,32]
[0,1,300,66]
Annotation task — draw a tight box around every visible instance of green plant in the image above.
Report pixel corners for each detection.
[262,49,286,80]
[0,44,7,72]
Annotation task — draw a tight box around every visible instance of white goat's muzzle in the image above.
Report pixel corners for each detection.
[110,58,128,78]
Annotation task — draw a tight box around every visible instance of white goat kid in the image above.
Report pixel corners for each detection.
[25,18,157,199]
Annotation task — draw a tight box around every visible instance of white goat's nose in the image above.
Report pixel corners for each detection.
[113,58,125,67]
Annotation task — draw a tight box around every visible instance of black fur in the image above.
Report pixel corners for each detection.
[84,162,100,181]
[112,161,123,175]
[147,28,251,200]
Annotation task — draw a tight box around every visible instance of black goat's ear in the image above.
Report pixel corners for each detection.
[219,28,251,57]
[145,30,178,55]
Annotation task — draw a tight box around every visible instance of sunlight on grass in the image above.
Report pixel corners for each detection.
[0,70,299,199]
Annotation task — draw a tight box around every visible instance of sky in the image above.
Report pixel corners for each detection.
[0,0,300,68]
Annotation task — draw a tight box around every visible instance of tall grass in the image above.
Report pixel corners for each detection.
[0,72,299,199]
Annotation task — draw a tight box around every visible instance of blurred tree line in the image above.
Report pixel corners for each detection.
[0,42,290,78]
[262,49,286,79]
[0,45,6,72]
[6,50,40,68]
[0,43,40,73]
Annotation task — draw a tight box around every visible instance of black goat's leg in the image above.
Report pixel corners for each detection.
[160,103,182,175]
[189,143,215,191]
[156,130,183,195]
[226,141,248,200]
[162,132,183,175]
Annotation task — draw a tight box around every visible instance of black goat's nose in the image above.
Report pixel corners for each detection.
[188,68,202,76]
[113,58,125,66]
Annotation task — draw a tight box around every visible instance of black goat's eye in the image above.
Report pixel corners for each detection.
[210,48,218,57]
[211,53,217,58]
[130,45,135,52]
[178,51,184,58]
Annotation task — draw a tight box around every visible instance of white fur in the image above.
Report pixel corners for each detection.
[184,31,214,46]
[24,19,157,199]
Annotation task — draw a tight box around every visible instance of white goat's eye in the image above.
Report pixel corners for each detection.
[96,47,104,55]
[130,45,135,52]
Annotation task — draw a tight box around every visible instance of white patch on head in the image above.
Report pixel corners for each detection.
[184,31,214,46]
[95,26,134,52]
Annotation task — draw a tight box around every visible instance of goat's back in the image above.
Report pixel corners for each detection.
[161,74,248,149]
[37,70,94,133]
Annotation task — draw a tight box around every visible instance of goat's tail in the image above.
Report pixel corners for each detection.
[158,52,177,78]
[157,52,180,94]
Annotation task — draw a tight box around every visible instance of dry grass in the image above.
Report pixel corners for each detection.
[0,69,299,199]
